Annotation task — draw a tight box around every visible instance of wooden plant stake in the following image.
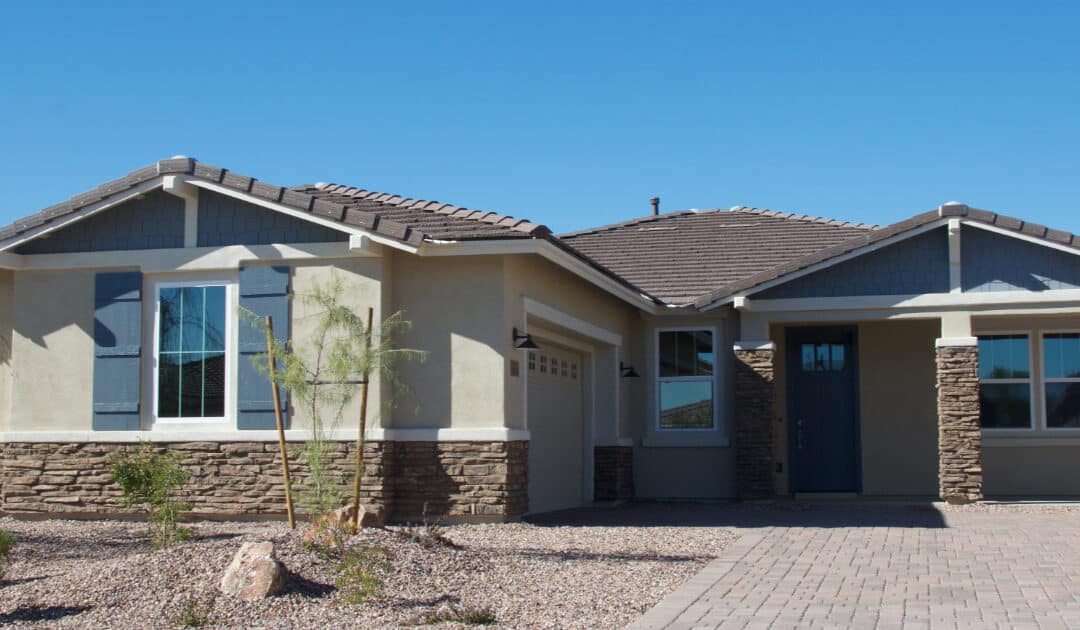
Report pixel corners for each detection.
[350,307,375,530]
[265,315,296,530]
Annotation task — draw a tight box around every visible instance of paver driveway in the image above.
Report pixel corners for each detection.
[615,503,1080,629]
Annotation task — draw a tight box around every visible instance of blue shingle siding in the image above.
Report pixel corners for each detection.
[962,226,1080,292]
[237,265,290,429]
[197,190,348,247]
[16,190,184,254]
[757,228,950,299]
[92,271,143,430]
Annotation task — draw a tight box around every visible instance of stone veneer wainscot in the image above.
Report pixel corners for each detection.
[936,344,984,503]
[734,347,775,499]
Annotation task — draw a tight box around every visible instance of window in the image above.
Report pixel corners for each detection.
[155,283,229,420]
[1043,333,1080,428]
[657,329,715,430]
[977,335,1032,429]
[800,343,846,372]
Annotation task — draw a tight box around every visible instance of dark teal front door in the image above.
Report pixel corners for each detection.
[786,326,860,493]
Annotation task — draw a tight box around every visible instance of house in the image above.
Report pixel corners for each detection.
[0,156,1078,520]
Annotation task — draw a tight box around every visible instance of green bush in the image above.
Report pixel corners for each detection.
[418,604,497,626]
[109,442,192,549]
[173,596,215,628]
[0,529,14,578]
[332,544,392,604]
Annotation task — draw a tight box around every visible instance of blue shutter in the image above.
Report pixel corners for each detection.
[238,265,290,429]
[93,271,143,430]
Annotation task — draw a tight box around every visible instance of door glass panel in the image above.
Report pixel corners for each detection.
[830,344,845,371]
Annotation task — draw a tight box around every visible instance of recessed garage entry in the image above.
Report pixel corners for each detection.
[526,341,586,514]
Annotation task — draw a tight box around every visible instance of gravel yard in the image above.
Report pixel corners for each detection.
[0,515,736,629]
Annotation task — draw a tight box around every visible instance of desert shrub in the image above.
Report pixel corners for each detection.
[399,521,457,550]
[173,596,215,628]
[332,544,393,605]
[109,442,192,549]
[0,529,14,578]
[418,604,497,626]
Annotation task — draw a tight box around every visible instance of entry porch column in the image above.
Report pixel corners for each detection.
[734,340,776,499]
[936,316,983,503]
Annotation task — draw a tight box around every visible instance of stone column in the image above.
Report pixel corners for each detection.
[593,445,633,501]
[936,340,983,503]
[734,342,775,499]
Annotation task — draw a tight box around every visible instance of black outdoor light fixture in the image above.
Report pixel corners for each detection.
[512,327,539,349]
[620,361,640,378]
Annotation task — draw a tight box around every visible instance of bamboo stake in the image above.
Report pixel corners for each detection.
[265,315,296,530]
[350,307,375,530]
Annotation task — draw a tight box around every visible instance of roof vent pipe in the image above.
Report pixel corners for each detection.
[650,197,660,216]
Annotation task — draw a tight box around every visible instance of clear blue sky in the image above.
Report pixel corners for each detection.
[1,2,1078,234]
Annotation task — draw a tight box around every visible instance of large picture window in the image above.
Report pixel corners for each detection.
[657,329,715,430]
[977,334,1032,429]
[156,283,228,420]
[1043,333,1080,429]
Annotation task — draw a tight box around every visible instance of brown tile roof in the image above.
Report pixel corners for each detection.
[0,157,552,248]
[559,207,876,305]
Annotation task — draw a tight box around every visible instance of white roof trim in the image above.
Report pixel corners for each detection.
[699,218,950,312]
[0,178,165,252]
[187,179,419,254]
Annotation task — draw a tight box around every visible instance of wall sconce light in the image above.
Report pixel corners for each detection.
[620,361,640,378]
[512,327,539,349]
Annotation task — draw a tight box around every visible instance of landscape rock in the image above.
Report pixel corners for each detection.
[219,541,286,600]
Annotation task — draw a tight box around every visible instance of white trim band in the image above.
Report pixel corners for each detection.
[0,427,530,443]
[935,337,979,348]
[734,340,776,351]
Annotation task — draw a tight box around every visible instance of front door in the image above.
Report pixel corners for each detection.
[786,326,860,493]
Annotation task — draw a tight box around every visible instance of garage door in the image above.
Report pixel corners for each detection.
[526,342,585,514]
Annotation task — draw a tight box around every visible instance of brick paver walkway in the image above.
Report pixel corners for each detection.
[628,505,1080,629]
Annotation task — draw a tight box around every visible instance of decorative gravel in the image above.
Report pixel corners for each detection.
[0,515,735,629]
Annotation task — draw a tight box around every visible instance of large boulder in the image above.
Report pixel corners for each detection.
[301,503,387,545]
[219,541,286,600]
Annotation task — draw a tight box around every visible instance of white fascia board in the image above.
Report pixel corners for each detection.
[744,289,1080,313]
[0,178,165,252]
[0,427,530,443]
[699,218,951,312]
[187,179,418,254]
[524,296,623,346]
[961,220,1080,257]
[421,239,663,314]
[18,241,369,272]
[0,252,23,269]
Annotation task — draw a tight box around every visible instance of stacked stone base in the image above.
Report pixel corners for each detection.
[0,440,528,521]
[593,446,633,501]
[734,347,775,499]
[936,344,984,504]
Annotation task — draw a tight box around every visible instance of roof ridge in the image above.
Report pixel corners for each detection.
[728,206,879,230]
[307,181,551,238]
[558,210,705,239]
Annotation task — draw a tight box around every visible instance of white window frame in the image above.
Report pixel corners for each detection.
[1040,329,1080,433]
[654,325,719,432]
[151,277,237,426]
[977,331,1036,431]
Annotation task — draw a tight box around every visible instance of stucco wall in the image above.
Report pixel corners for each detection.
[0,271,13,431]
[388,252,506,429]
[983,446,1080,496]
[288,259,383,431]
[858,320,939,496]
[10,270,96,431]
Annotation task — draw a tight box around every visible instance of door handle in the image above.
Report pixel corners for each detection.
[796,418,804,450]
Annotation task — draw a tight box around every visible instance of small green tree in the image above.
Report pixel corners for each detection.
[244,273,424,518]
[109,442,191,548]
[0,529,14,579]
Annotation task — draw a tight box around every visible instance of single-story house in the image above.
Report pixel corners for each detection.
[0,156,1078,520]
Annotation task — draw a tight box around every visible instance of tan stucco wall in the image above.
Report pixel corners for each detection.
[983,446,1080,496]
[388,252,506,429]
[288,259,383,432]
[0,270,13,431]
[858,320,939,496]
[10,270,96,431]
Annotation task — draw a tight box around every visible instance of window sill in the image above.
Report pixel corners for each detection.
[641,433,730,448]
